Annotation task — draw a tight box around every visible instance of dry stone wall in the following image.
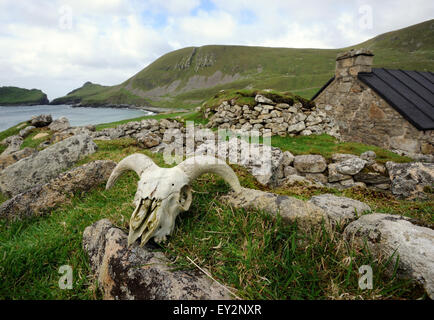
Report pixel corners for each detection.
[204,94,340,138]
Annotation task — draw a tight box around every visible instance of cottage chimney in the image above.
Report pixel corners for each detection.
[335,48,374,80]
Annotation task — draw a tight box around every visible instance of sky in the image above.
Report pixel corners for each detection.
[0,0,433,100]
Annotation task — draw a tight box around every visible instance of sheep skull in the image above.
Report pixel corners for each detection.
[106,154,241,247]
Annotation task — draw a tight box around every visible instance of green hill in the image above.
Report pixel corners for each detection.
[50,81,110,105]
[51,19,434,109]
[0,86,49,106]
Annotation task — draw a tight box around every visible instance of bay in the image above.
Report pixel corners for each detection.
[0,104,153,132]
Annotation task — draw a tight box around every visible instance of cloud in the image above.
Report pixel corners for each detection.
[0,0,433,100]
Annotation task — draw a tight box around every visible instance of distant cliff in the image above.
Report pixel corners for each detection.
[0,86,49,106]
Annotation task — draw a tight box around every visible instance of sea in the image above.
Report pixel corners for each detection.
[0,104,153,132]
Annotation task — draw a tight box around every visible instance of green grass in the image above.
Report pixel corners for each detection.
[0,139,430,299]
[20,129,52,150]
[0,122,26,142]
[271,134,413,164]
[50,82,111,105]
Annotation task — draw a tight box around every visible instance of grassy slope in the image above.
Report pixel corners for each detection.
[0,87,48,106]
[52,20,434,108]
[50,82,111,105]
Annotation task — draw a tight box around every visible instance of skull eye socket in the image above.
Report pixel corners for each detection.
[178,185,192,210]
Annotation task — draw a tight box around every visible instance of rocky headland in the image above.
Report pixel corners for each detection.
[0,86,49,106]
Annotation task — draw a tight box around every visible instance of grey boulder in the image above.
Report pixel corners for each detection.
[0,148,37,171]
[221,187,329,232]
[19,126,36,138]
[31,114,52,127]
[0,135,97,197]
[136,132,162,148]
[293,155,327,173]
[386,162,434,199]
[308,193,371,227]
[328,163,352,182]
[48,117,70,132]
[0,160,115,221]
[344,213,434,299]
[83,219,232,300]
[1,135,23,156]
[335,157,367,175]
[255,94,275,105]
[353,172,390,185]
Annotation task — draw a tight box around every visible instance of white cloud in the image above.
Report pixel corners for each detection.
[0,0,433,100]
[145,0,201,15]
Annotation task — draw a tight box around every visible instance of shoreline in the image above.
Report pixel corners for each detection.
[1,103,188,114]
[68,102,188,114]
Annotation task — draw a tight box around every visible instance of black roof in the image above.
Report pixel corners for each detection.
[358,68,434,130]
[312,68,434,130]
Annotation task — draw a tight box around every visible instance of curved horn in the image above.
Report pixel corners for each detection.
[106,153,157,190]
[177,156,242,193]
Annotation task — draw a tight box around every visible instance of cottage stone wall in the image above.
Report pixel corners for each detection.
[314,49,434,156]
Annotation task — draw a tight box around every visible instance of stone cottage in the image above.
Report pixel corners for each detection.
[313,49,433,155]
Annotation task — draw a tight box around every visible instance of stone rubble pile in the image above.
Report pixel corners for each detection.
[91,118,184,141]
[204,94,340,138]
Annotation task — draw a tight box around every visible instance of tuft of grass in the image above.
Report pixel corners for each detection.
[341,188,434,227]
[20,129,52,150]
